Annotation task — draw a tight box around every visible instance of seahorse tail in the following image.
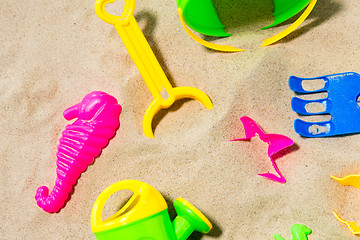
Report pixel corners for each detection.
[35,178,73,213]
[35,153,87,213]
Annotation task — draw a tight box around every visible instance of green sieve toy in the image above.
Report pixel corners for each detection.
[177,0,317,51]
[91,180,212,240]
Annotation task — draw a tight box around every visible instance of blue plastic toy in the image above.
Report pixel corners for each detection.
[289,72,360,137]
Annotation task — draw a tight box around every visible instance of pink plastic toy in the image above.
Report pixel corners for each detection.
[231,116,294,183]
[35,91,122,213]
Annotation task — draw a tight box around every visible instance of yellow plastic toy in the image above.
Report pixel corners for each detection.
[331,174,360,235]
[91,180,212,239]
[178,8,244,52]
[95,0,213,138]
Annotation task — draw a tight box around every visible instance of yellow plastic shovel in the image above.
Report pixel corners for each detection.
[95,0,213,138]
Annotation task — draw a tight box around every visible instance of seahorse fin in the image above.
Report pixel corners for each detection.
[63,103,80,120]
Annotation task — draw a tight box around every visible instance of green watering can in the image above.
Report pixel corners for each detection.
[176,0,317,51]
[91,180,212,240]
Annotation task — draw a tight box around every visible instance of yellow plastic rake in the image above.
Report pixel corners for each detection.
[95,0,213,138]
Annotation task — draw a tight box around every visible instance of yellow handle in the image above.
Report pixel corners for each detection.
[178,8,244,52]
[95,0,173,99]
[95,0,135,25]
[91,180,168,233]
[261,0,317,47]
[91,180,143,232]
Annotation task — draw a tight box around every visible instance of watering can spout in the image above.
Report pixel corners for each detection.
[172,198,212,240]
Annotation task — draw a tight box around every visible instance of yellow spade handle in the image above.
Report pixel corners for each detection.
[95,0,173,100]
[96,0,213,138]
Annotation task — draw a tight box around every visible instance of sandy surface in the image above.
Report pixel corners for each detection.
[1,0,360,239]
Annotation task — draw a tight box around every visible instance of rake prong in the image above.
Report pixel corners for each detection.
[294,119,334,137]
[289,75,328,94]
[291,97,331,115]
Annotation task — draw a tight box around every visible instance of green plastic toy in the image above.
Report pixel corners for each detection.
[177,0,312,35]
[91,180,212,240]
[176,0,230,37]
[176,0,317,50]
[274,224,312,240]
[263,0,314,29]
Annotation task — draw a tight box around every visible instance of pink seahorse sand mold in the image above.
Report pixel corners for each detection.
[231,116,294,183]
[35,91,122,213]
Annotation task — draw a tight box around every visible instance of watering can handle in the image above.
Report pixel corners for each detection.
[91,180,144,231]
